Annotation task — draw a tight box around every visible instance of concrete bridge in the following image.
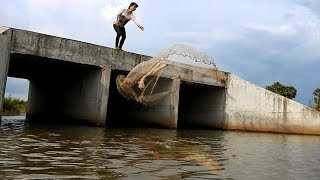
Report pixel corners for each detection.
[1,27,320,135]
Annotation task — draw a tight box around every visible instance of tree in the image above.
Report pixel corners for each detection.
[313,88,320,110]
[2,96,27,116]
[266,82,297,99]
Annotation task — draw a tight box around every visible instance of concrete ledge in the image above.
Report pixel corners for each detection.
[0,26,10,34]
[10,28,227,87]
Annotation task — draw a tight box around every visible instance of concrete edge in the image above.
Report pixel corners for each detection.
[0,27,13,119]
[10,27,151,58]
[10,27,227,73]
[10,27,229,88]
[0,26,10,34]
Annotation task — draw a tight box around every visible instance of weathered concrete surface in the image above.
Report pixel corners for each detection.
[225,74,320,135]
[96,65,112,126]
[0,27,12,119]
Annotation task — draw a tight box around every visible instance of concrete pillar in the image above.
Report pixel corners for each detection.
[132,77,180,128]
[96,65,112,126]
[0,27,12,120]
[27,65,112,126]
[169,77,180,128]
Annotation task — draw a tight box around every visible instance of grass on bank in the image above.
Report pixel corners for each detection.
[2,97,27,116]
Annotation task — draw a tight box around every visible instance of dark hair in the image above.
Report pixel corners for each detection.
[129,2,138,8]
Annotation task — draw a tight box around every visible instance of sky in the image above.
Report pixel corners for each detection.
[1,0,320,106]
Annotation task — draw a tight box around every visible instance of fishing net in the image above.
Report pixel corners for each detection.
[116,44,224,105]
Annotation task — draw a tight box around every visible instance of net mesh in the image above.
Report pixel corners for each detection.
[116,44,225,105]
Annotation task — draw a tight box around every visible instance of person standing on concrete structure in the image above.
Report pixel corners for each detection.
[113,2,144,50]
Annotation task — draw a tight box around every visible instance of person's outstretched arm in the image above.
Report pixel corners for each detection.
[131,15,144,31]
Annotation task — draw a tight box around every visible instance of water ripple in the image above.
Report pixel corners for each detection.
[1,117,320,179]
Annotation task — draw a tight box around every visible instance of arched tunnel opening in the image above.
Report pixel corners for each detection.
[177,81,226,129]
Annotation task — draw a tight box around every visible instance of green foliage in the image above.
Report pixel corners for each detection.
[2,96,27,116]
[266,82,297,99]
[313,88,320,110]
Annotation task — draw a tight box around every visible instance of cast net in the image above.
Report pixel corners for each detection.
[116,44,224,105]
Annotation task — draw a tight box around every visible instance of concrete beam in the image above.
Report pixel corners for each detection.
[10,28,146,68]
[0,27,12,120]
[10,28,227,87]
[225,74,320,135]
[163,62,227,87]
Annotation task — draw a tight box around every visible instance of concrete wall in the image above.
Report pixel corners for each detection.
[27,65,111,126]
[225,73,320,135]
[0,27,12,119]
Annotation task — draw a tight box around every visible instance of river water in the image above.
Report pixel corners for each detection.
[0,116,319,179]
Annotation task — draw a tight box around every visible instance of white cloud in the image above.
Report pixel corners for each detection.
[239,20,320,63]
[24,0,131,24]
[294,0,320,17]
[101,0,131,22]
[163,30,245,48]
[20,0,136,45]
[243,23,298,36]
[164,32,199,39]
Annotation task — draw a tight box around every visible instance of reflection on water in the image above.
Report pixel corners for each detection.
[1,116,320,179]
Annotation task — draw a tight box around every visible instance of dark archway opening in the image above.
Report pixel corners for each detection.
[178,81,226,129]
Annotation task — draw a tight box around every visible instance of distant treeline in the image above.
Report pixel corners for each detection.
[2,97,27,116]
[313,88,320,111]
[266,82,320,111]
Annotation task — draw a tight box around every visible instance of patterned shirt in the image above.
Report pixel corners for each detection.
[113,9,141,27]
